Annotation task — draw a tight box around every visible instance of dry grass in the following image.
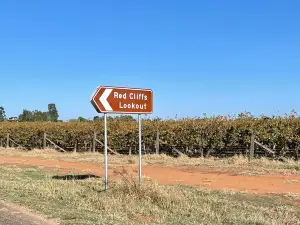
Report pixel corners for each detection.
[0,165,300,225]
[1,148,300,175]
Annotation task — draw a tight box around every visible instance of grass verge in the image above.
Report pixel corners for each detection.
[0,165,300,225]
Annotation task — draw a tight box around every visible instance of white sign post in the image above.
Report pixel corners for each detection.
[138,114,142,185]
[104,113,108,190]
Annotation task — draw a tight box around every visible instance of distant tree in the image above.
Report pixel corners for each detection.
[92,115,134,122]
[32,110,48,121]
[77,116,88,122]
[237,111,253,119]
[123,115,135,122]
[68,117,88,122]
[0,106,6,121]
[48,103,59,122]
[116,115,136,122]
[18,109,48,122]
[18,109,34,122]
[93,116,101,121]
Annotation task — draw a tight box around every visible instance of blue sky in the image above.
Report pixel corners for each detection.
[1,0,299,120]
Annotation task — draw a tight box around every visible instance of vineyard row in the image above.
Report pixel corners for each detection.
[0,117,300,158]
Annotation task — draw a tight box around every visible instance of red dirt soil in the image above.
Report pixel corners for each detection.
[0,155,300,195]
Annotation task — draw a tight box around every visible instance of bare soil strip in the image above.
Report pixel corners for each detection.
[1,155,300,195]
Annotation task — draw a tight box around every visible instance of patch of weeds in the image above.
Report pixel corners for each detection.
[284,180,299,184]
[281,165,300,171]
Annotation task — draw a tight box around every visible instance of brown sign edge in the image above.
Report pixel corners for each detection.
[90,86,153,114]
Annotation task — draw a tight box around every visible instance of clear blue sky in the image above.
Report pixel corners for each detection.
[1,0,299,120]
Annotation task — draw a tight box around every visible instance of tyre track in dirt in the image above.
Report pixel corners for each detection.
[0,155,300,195]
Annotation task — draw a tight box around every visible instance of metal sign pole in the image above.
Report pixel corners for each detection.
[104,113,108,191]
[138,114,142,186]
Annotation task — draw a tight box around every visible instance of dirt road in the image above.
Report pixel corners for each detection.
[0,155,300,194]
[0,201,56,225]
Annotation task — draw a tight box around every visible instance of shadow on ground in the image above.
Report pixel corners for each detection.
[52,174,101,180]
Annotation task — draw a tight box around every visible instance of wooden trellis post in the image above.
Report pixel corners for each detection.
[155,132,160,154]
[249,134,255,161]
[43,133,47,149]
[6,133,9,148]
[129,146,132,156]
[84,140,88,151]
[73,140,77,153]
[43,133,66,152]
[93,131,96,153]
[200,148,204,158]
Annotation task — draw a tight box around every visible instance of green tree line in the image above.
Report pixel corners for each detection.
[0,104,59,122]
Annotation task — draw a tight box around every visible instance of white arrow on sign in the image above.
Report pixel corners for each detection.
[100,89,113,111]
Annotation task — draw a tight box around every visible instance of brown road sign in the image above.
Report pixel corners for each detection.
[91,86,153,114]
